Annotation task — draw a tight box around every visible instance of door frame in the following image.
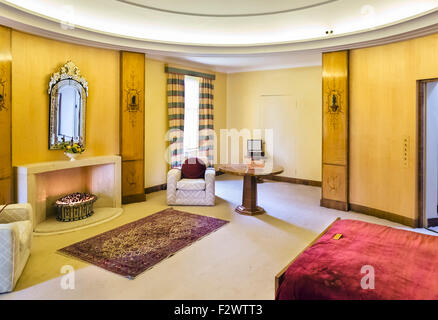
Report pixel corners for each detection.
[417,78,438,228]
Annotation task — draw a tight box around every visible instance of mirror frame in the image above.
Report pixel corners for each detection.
[48,61,88,150]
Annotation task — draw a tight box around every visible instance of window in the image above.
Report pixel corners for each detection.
[183,75,200,157]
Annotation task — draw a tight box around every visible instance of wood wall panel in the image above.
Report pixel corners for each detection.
[321,51,349,210]
[348,34,438,222]
[120,51,145,204]
[0,178,12,204]
[322,165,347,202]
[122,160,144,196]
[12,31,120,165]
[0,26,12,203]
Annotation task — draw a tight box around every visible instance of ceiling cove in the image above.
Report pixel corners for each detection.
[116,0,339,17]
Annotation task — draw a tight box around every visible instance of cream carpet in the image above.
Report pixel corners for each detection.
[1,175,433,300]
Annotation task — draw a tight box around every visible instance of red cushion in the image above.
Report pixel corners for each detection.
[181,158,206,179]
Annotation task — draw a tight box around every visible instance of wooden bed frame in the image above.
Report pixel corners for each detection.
[274,218,341,297]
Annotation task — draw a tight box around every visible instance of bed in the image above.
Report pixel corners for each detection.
[275,218,438,300]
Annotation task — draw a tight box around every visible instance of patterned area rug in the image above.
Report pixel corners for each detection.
[58,208,229,279]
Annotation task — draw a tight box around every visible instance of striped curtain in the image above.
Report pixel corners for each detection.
[167,73,185,168]
[198,78,214,166]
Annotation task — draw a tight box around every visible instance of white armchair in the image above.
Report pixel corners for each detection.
[0,203,33,293]
[167,168,215,206]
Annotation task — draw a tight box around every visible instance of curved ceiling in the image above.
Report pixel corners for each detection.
[118,0,338,17]
[2,0,438,46]
[1,0,438,72]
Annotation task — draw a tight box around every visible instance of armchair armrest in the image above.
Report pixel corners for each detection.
[205,168,215,205]
[205,168,215,181]
[0,226,17,293]
[167,168,182,185]
[0,219,32,293]
[167,168,181,205]
[0,204,33,224]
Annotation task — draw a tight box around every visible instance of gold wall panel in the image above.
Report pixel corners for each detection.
[122,160,145,197]
[321,51,349,209]
[120,52,145,203]
[349,33,438,221]
[322,51,349,166]
[322,164,347,203]
[11,31,120,165]
[0,178,12,204]
[0,26,11,203]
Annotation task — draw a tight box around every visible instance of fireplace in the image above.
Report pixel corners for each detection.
[16,155,123,235]
[55,192,97,222]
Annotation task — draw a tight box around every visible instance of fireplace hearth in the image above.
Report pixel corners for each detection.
[55,192,97,222]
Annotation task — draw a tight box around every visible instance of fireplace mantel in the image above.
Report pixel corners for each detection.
[16,155,122,235]
[16,155,121,176]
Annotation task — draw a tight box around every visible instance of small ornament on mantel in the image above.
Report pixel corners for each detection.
[60,138,85,161]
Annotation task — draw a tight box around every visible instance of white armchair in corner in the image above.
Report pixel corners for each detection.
[167,167,215,206]
[0,203,33,293]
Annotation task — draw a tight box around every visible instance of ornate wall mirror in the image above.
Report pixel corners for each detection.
[48,61,88,150]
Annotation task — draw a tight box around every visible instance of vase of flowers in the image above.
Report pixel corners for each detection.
[61,140,85,161]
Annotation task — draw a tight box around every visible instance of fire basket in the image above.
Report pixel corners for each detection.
[55,192,97,222]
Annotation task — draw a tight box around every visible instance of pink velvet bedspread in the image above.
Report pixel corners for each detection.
[276,219,438,300]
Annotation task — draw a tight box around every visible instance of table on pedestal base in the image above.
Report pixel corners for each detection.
[235,176,265,215]
[218,165,284,216]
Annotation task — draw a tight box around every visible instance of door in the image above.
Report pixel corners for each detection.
[423,81,438,227]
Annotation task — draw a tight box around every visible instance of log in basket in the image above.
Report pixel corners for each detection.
[55,192,97,222]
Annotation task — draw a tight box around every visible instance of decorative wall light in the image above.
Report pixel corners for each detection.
[124,73,142,127]
[0,66,7,112]
[325,85,343,129]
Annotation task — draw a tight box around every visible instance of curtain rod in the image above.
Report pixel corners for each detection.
[164,65,216,80]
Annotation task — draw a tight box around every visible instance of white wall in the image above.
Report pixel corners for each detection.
[259,95,320,180]
[226,66,322,182]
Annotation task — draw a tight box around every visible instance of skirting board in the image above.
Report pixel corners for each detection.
[145,183,167,194]
[122,193,146,204]
[266,175,322,187]
[320,198,349,211]
[429,206,438,226]
[350,203,418,228]
[428,217,438,227]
